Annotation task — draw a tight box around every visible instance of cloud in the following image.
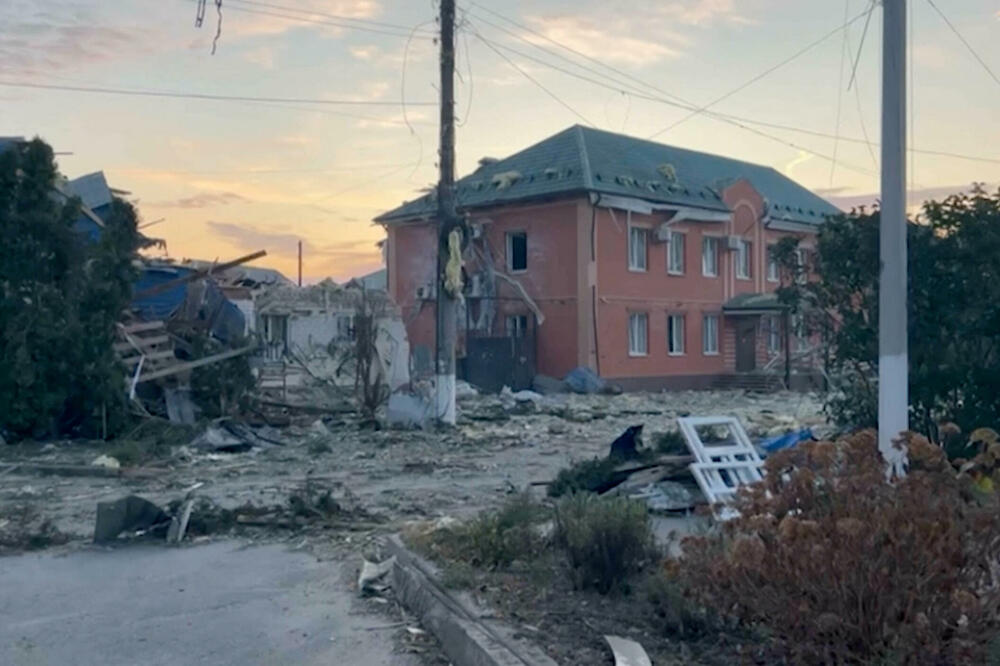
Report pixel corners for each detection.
[206,221,377,264]
[521,0,753,66]
[0,1,154,76]
[150,192,250,209]
[242,46,276,70]
[823,183,998,213]
[350,45,379,60]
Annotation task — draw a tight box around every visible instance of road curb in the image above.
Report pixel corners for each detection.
[385,535,558,666]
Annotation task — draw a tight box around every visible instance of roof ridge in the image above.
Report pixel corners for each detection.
[573,125,594,191]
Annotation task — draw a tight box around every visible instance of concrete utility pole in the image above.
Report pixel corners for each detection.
[434,0,460,425]
[879,0,909,474]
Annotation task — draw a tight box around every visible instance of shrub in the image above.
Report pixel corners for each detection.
[547,456,621,497]
[433,493,548,570]
[674,430,1000,664]
[653,429,686,455]
[554,494,654,594]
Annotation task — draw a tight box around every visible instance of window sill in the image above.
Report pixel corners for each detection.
[736,275,751,281]
[628,267,648,273]
[628,352,649,358]
[703,351,720,356]
[668,352,686,357]
[766,277,779,283]
[667,270,684,277]
[509,269,528,275]
[702,272,718,278]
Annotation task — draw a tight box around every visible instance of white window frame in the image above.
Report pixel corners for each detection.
[766,245,779,283]
[667,230,685,275]
[628,226,648,272]
[794,248,808,285]
[628,312,648,356]
[702,236,719,277]
[793,313,809,352]
[506,231,528,273]
[735,239,751,280]
[668,313,686,356]
[702,314,719,355]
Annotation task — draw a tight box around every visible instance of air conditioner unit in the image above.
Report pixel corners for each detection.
[469,224,483,240]
[726,235,744,251]
[415,283,436,300]
[655,223,673,243]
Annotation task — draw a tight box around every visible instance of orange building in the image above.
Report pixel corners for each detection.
[376,126,837,391]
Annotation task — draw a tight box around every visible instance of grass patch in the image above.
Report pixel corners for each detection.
[653,430,686,455]
[548,457,623,497]
[0,505,71,553]
[554,494,655,594]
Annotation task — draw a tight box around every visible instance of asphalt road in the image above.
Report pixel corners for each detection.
[0,541,420,666]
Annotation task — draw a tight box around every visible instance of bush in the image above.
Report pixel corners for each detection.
[547,456,622,497]
[653,430,686,455]
[554,494,654,594]
[674,430,1000,664]
[433,493,548,570]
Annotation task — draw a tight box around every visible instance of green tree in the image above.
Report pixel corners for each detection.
[0,138,141,439]
[775,186,1000,439]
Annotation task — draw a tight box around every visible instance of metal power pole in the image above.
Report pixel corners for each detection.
[434,0,459,425]
[297,240,303,287]
[879,0,908,474]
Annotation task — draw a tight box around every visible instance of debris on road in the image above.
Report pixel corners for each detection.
[605,635,652,666]
[358,556,396,596]
[90,455,121,469]
[94,495,169,544]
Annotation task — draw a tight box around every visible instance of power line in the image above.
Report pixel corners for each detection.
[0,80,436,106]
[649,6,873,139]
[925,0,1000,88]
[831,0,851,185]
[199,1,436,40]
[471,31,595,127]
[847,1,876,90]
[226,0,436,34]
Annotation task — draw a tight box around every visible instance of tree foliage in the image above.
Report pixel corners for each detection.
[0,139,141,439]
[775,186,1000,437]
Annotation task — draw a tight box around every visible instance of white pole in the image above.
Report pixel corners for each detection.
[879,0,908,474]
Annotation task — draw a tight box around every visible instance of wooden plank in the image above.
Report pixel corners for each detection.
[122,320,165,334]
[137,344,256,382]
[132,250,267,300]
[113,335,170,353]
[121,349,177,367]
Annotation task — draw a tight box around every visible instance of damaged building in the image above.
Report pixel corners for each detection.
[376,125,839,392]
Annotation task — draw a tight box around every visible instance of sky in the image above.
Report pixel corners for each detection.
[3,0,999,283]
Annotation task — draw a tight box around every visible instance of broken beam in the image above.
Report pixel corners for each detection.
[137,344,257,382]
[132,250,267,300]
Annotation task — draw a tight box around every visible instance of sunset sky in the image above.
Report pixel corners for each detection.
[3,0,999,283]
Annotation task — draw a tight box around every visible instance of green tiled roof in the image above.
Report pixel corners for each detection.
[375,125,841,225]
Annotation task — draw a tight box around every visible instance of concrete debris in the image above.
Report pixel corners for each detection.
[94,495,168,544]
[604,635,652,666]
[358,556,396,595]
[455,380,479,400]
[90,455,121,470]
[387,393,431,429]
[627,481,698,512]
[532,374,568,394]
[190,425,252,453]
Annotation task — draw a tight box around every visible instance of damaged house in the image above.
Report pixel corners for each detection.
[254,281,409,392]
[376,125,839,391]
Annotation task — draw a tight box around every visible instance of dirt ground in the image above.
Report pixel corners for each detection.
[0,388,824,663]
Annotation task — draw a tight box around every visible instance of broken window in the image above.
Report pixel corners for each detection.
[736,239,751,280]
[507,232,527,272]
[668,314,686,355]
[702,314,719,355]
[668,231,685,275]
[628,312,648,356]
[628,227,648,272]
[702,237,718,277]
[336,314,354,340]
[506,314,528,337]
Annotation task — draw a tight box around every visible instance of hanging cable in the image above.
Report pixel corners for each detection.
[830,0,851,185]
[848,1,877,90]
[925,0,1000,88]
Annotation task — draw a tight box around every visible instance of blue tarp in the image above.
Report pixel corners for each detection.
[131,266,194,321]
[759,428,815,453]
[564,366,607,394]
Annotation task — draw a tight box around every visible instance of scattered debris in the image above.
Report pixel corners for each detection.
[759,427,814,453]
[564,366,607,394]
[678,416,764,513]
[387,392,431,429]
[164,386,198,425]
[604,635,652,666]
[532,374,567,394]
[166,483,204,544]
[358,556,396,595]
[94,495,169,544]
[90,455,121,469]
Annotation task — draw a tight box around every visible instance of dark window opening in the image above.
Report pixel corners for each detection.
[508,232,527,272]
